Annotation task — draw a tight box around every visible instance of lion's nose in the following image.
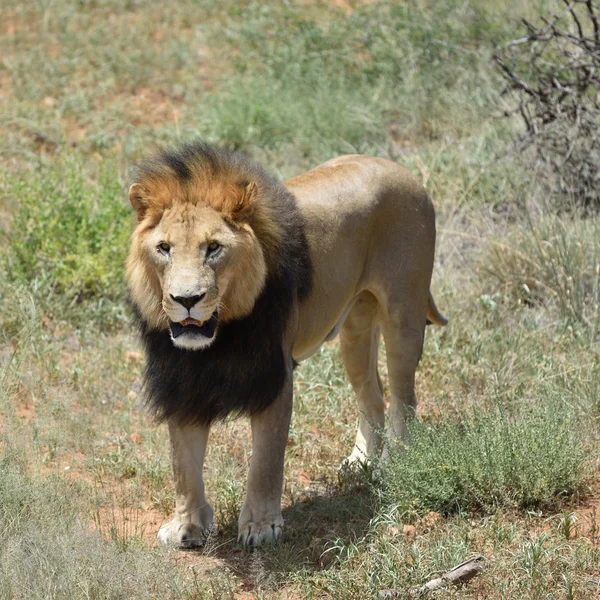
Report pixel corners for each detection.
[171,294,205,310]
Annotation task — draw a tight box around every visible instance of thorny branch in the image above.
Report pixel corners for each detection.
[495,0,600,209]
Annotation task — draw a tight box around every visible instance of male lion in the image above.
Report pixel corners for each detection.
[126,142,446,549]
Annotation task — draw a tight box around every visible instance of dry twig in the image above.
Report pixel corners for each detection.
[378,555,488,599]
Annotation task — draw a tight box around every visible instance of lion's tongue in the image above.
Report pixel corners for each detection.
[181,317,204,326]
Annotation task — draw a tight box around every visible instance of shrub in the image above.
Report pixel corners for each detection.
[495,0,600,209]
[381,402,591,517]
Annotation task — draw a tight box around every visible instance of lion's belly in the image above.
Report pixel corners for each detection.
[288,165,378,361]
[293,296,357,361]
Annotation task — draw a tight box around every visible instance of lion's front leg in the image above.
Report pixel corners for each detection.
[238,369,293,548]
[158,421,214,548]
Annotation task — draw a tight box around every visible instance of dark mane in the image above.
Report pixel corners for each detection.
[132,142,313,425]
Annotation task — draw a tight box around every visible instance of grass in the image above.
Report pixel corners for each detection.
[1,0,599,598]
[483,208,600,333]
[0,452,205,599]
[2,155,131,331]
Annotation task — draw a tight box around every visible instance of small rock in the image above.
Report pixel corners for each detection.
[298,470,311,486]
[421,511,441,530]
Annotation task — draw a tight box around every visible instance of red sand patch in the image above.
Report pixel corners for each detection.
[92,501,166,545]
[572,484,600,545]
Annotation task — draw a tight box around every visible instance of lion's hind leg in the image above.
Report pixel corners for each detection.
[380,308,426,457]
[340,291,385,467]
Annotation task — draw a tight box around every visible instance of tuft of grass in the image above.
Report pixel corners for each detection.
[482,209,600,335]
[2,155,131,330]
[381,402,592,518]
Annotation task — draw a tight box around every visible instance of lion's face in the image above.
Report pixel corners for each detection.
[146,203,237,349]
[127,181,269,350]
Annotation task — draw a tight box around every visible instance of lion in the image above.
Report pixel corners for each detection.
[126,142,446,549]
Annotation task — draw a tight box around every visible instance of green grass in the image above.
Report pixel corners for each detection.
[193,0,501,163]
[1,0,599,598]
[2,156,131,332]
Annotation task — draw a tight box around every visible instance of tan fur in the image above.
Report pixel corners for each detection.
[128,153,446,548]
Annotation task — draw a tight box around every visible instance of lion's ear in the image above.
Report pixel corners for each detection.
[128,183,148,220]
[230,182,258,221]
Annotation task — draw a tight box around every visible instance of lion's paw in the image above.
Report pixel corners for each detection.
[237,517,283,548]
[157,519,213,549]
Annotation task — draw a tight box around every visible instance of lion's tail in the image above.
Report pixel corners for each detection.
[426,291,448,326]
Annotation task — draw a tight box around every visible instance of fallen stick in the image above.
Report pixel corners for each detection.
[378,555,487,599]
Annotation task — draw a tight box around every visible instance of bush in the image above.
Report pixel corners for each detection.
[495,1,600,209]
[2,157,131,329]
[381,402,591,517]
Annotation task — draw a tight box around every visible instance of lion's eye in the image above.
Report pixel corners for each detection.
[157,242,171,254]
[207,241,221,254]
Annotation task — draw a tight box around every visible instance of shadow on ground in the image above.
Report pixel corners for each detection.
[185,479,376,589]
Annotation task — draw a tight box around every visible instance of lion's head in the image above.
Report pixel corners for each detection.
[126,143,312,423]
[126,144,283,350]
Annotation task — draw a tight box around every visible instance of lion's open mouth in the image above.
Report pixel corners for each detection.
[169,311,219,340]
